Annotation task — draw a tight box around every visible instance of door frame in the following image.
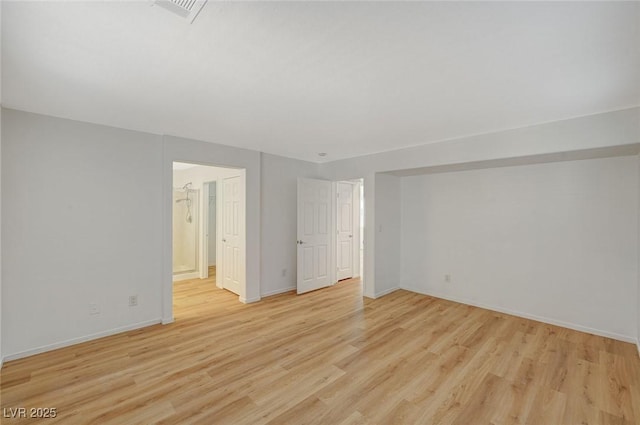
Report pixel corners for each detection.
[166,159,249,324]
[351,180,362,278]
[201,181,210,280]
[335,180,361,281]
[296,178,365,294]
[333,176,368,297]
[200,180,218,284]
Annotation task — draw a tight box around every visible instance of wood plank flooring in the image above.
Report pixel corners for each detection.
[1,271,639,424]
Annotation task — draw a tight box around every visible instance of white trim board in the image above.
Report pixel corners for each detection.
[373,286,400,299]
[3,319,162,362]
[173,271,200,282]
[261,287,296,298]
[240,296,261,304]
[401,285,637,344]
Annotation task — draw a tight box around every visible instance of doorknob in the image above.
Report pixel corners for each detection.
[222,238,227,242]
[348,235,353,238]
[297,240,305,245]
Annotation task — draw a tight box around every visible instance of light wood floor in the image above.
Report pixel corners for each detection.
[1,271,639,424]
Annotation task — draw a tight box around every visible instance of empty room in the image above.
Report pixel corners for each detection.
[1,1,639,424]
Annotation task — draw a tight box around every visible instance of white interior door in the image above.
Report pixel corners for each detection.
[336,181,354,280]
[222,175,244,295]
[297,178,333,294]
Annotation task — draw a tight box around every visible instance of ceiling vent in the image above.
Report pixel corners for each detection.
[154,0,208,24]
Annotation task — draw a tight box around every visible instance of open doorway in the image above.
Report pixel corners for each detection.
[205,181,217,282]
[172,161,246,312]
[336,179,364,284]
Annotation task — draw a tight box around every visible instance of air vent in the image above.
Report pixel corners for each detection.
[154,0,208,24]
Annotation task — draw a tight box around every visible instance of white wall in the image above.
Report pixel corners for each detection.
[1,108,325,359]
[373,173,402,297]
[2,109,164,359]
[323,108,640,177]
[260,153,320,297]
[173,164,242,189]
[1,104,639,360]
[400,156,638,341]
[322,108,640,301]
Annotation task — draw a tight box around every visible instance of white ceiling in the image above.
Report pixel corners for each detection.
[172,161,199,171]
[2,1,639,163]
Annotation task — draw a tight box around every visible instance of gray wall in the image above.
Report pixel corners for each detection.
[1,108,316,359]
[2,109,164,357]
[260,153,320,296]
[373,173,402,297]
[401,156,638,341]
[2,105,639,361]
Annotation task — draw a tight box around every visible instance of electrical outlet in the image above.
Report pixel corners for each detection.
[444,274,451,283]
[129,295,138,307]
[89,303,100,315]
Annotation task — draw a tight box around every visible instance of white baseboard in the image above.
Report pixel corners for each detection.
[261,286,295,298]
[0,356,4,369]
[3,319,162,362]
[162,317,175,325]
[637,340,640,359]
[373,286,400,299]
[173,271,200,282]
[401,285,636,344]
[240,296,261,304]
